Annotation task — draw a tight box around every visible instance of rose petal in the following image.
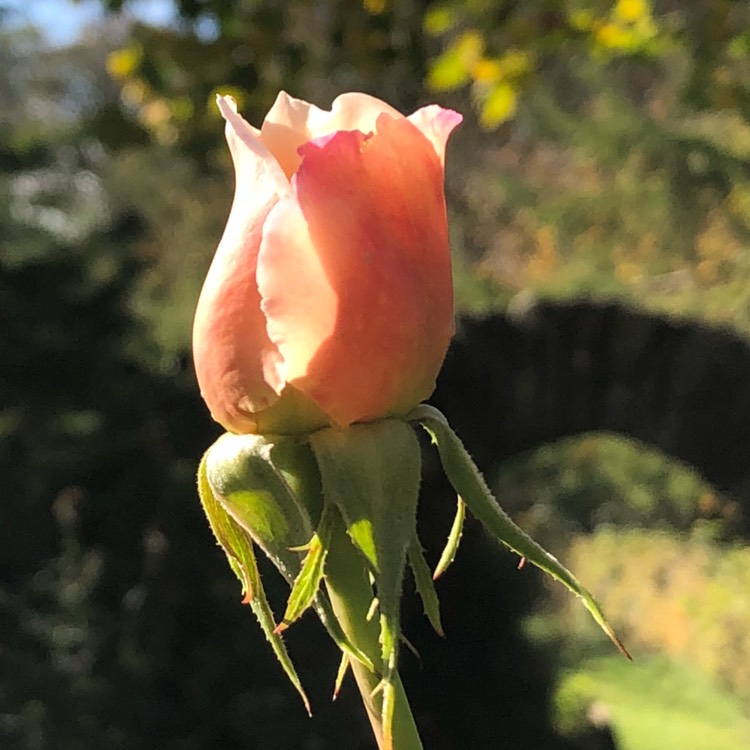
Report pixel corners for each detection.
[217,95,289,192]
[308,91,402,134]
[260,91,402,178]
[407,105,463,165]
[257,196,338,389]
[192,96,289,433]
[257,114,454,426]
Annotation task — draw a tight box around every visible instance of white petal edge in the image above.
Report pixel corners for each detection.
[216,94,290,193]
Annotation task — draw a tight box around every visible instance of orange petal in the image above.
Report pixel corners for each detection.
[257,114,456,426]
[192,96,289,433]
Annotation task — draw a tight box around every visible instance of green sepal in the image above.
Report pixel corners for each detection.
[204,433,374,672]
[309,420,422,748]
[314,593,376,673]
[332,652,350,701]
[197,451,311,714]
[408,405,631,660]
[204,433,313,581]
[407,535,444,636]
[278,503,335,633]
[433,495,466,580]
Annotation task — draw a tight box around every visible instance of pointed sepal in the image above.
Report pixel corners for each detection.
[333,652,350,701]
[433,495,465,580]
[204,433,314,582]
[277,504,335,633]
[407,535,444,636]
[197,451,311,713]
[408,405,631,660]
[204,433,375,671]
[309,420,422,748]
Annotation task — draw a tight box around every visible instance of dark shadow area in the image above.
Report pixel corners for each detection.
[437,298,750,513]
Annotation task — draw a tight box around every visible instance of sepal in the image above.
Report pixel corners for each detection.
[202,434,375,681]
[433,495,465,580]
[197,451,311,713]
[309,420,422,748]
[408,404,631,660]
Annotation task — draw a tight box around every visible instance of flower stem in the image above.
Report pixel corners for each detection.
[323,515,423,750]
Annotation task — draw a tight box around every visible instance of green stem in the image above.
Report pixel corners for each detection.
[324,515,423,750]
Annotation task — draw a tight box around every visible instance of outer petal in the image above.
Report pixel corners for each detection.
[407,105,463,165]
[257,114,456,427]
[308,91,402,135]
[192,96,289,433]
[260,91,402,179]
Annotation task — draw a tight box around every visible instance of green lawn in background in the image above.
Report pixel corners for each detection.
[555,654,750,750]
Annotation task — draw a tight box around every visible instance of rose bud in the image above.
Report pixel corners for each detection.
[193,91,461,434]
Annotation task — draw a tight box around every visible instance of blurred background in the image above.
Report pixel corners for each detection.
[2,1,750,748]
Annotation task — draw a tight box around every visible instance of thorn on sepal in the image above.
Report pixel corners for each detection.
[332,653,350,701]
[366,596,379,622]
[370,679,386,700]
[400,634,421,663]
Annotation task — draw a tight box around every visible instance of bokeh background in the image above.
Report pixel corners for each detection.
[3,1,750,748]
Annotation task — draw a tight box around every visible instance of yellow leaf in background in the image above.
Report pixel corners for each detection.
[423,4,458,36]
[480,82,517,128]
[472,57,503,83]
[106,44,143,80]
[428,30,484,91]
[616,0,647,24]
[363,0,387,14]
[473,51,533,87]
[454,29,485,64]
[596,22,632,50]
[428,49,471,91]
[497,48,533,78]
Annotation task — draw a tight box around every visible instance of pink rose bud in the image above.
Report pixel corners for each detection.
[193,92,462,434]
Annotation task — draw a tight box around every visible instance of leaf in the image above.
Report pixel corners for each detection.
[407,535,444,636]
[197,452,311,714]
[433,495,465,580]
[428,48,471,91]
[427,30,484,91]
[408,405,631,660]
[480,81,517,128]
[423,4,459,36]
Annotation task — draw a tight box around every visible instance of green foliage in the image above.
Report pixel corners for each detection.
[565,529,750,701]
[552,670,600,737]
[554,655,750,750]
[414,404,630,657]
[493,434,735,537]
[423,0,660,127]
